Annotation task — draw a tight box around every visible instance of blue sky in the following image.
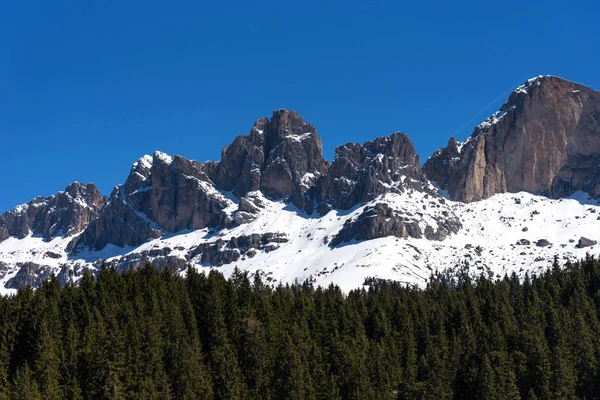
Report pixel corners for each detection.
[1,0,599,212]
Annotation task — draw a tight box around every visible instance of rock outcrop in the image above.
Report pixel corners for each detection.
[148,152,233,232]
[69,185,164,251]
[0,107,465,290]
[189,233,288,266]
[330,199,461,246]
[424,76,600,202]
[578,236,597,248]
[0,182,106,243]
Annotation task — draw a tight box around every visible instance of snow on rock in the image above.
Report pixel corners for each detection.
[1,188,600,293]
[133,154,153,170]
[153,151,173,164]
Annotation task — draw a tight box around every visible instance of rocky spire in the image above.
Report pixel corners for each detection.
[206,109,328,198]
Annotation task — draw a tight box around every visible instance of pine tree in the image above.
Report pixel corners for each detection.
[33,319,62,400]
[10,364,41,400]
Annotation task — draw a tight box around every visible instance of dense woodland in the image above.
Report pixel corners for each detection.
[2,257,600,399]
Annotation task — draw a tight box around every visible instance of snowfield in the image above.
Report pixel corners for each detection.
[1,190,600,294]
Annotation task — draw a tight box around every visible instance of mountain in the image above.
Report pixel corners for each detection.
[1,77,600,293]
[424,76,600,202]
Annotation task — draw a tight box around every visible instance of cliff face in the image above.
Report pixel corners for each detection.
[424,76,600,202]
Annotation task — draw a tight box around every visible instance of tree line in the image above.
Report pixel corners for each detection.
[2,255,600,399]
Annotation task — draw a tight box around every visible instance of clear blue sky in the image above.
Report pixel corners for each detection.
[1,0,599,213]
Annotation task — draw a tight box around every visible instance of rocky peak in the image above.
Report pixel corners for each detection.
[207,109,328,199]
[424,75,600,202]
[0,182,106,243]
[72,150,236,251]
[310,132,432,213]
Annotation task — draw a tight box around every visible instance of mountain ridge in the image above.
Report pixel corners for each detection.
[2,75,600,293]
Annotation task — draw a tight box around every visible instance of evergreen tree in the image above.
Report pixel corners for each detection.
[10,364,41,400]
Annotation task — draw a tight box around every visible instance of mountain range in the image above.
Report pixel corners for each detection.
[2,75,600,294]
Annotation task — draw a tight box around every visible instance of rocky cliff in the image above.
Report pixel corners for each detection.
[424,76,600,202]
[0,182,106,243]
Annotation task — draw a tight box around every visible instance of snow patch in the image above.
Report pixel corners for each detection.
[153,151,173,164]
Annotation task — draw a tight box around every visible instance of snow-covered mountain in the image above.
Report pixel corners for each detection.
[2,187,599,294]
[2,76,600,294]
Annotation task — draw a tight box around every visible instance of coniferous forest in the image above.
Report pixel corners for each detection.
[2,257,600,399]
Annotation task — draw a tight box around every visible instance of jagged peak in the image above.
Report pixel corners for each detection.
[334,131,416,160]
[64,181,98,194]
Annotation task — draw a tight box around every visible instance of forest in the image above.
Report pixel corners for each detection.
[2,256,600,399]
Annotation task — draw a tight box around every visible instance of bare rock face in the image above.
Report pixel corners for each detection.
[424,76,600,202]
[311,132,431,214]
[73,152,235,251]
[330,201,461,246]
[69,185,164,252]
[149,152,232,232]
[234,192,267,225]
[206,109,328,199]
[5,262,55,289]
[4,262,91,289]
[0,182,106,243]
[124,154,153,215]
[1,108,468,284]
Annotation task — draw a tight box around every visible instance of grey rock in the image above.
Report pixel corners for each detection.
[111,253,187,273]
[5,262,55,289]
[69,185,163,252]
[73,152,234,251]
[0,261,8,279]
[44,251,62,259]
[190,233,288,266]
[234,193,267,225]
[149,153,232,232]
[536,239,551,247]
[578,236,597,248]
[330,202,460,246]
